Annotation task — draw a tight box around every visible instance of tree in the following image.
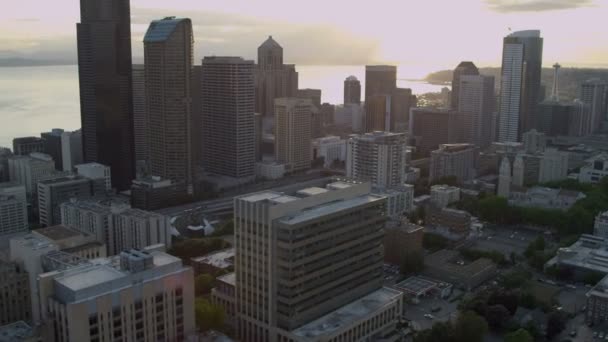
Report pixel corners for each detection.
[453,311,488,342]
[195,274,215,296]
[195,298,225,332]
[168,238,228,263]
[504,328,533,342]
[414,321,452,342]
[400,252,424,276]
[546,311,567,340]
[484,304,511,331]
[488,289,519,315]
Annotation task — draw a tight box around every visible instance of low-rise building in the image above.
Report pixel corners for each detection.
[595,211,608,238]
[430,184,460,208]
[373,184,414,217]
[130,176,189,211]
[586,274,608,325]
[211,272,236,329]
[312,136,346,168]
[423,249,497,290]
[255,161,286,180]
[579,153,608,184]
[391,276,452,304]
[509,186,585,211]
[545,234,608,278]
[0,321,39,342]
[383,220,423,266]
[191,248,234,275]
[425,205,472,238]
[0,262,31,326]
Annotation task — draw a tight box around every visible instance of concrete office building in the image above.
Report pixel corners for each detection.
[430,184,461,208]
[429,144,479,183]
[457,74,495,148]
[297,88,321,109]
[498,30,543,142]
[274,98,313,173]
[144,17,194,192]
[12,137,45,156]
[8,153,56,198]
[594,211,608,239]
[409,108,468,155]
[523,129,546,153]
[130,176,189,211]
[38,249,194,342]
[390,88,415,132]
[61,199,171,256]
[538,148,569,183]
[0,261,31,326]
[569,100,593,137]
[202,56,256,179]
[580,79,608,134]
[578,153,608,184]
[344,75,361,105]
[60,130,83,172]
[37,176,93,227]
[365,94,391,132]
[132,64,148,166]
[451,61,480,110]
[0,148,12,182]
[346,132,408,188]
[312,136,347,168]
[383,220,424,266]
[0,183,28,236]
[534,100,576,137]
[211,273,237,329]
[75,162,111,192]
[365,65,396,100]
[373,184,414,218]
[586,274,608,325]
[41,129,65,170]
[334,104,364,133]
[234,178,402,341]
[77,0,135,191]
[498,157,512,197]
[255,36,299,118]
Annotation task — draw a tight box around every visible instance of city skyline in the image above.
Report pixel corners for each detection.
[2,0,608,70]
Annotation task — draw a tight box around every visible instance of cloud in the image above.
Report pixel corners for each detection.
[485,0,595,12]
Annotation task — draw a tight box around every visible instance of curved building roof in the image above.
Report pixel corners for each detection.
[144,17,190,43]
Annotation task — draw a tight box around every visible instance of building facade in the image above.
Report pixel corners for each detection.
[429,144,479,183]
[457,74,495,148]
[580,79,608,134]
[451,61,479,110]
[37,176,93,227]
[344,75,361,105]
[0,183,28,236]
[12,137,45,156]
[8,153,56,198]
[0,261,31,326]
[274,98,313,173]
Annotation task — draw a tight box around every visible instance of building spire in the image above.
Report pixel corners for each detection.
[551,63,561,102]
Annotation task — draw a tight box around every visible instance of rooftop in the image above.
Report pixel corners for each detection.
[144,17,190,43]
[191,248,234,269]
[34,225,83,241]
[291,287,402,338]
[392,276,448,296]
[259,35,282,50]
[508,30,541,38]
[278,195,384,225]
[0,321,35,342]
[217,272,236,286]
[546,234,608,274]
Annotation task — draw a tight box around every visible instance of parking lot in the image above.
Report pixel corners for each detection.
[470,225,549,256]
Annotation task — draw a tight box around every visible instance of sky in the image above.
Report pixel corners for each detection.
[1,0,607,72]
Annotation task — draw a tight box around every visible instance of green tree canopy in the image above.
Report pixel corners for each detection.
[195,298,225,332]
[504,328,533,342]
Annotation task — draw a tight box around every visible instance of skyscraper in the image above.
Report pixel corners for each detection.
[458,74,495,148]
[41,129,65,170]
[451,61,479,110]
[498,30,543,142]
[344,75,361,105]
[274,98,313,172]
[131,64,147,167]
[144,17,194,191]
[201,57,256,179]
[429,144,479,183]
[254,36,298,118]
[365,94,391,132]
[77,0,135,190]
[580,78,608,133]
[12,137,45,156]
[365,65,397,100]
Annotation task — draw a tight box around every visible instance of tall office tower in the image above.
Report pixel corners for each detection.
[37,175,93,227]
[297,88,322,108]
[37,249,194,341]
[0,148,13,182]
[254,36,299,118]
[61,199,171,255]
[409,108,468,155]
[75,162,112,192]
[498,156,512,198]
[539,148,569,183]
[190,65,203,179]
[274,98,313,172]
[12,137,45,156]
[234,179,402,341]
[41,129,65,170]
[8,153,56,198]
[77,0,135,191]
[60,130,83,172]
[201,56,256,179]
[451,61,480,110]
[458,74,495,148]
[429,144,479,183]
[0,183,28,236]
[569,100,593,137]
[132,64,147,167]
[346,131,408,188]
[0,261,31,325]
[512,154,525,187]
[365,65,397,100]
[344,75,361,105]
[254,113,263,161]
[522,129,546,153]
[580,78,608,133]
[390,87,414,132]
[365,94,391,132]
[144,17,194,192]
[498,30,543,142]
[535,101,575,136]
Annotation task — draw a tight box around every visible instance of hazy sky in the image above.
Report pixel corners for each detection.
[1,0,607,70]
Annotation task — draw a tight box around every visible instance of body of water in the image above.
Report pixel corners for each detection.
[0,64,446,148]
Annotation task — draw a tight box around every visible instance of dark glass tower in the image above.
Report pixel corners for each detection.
[450,61,479,110]
[77,0,135,190]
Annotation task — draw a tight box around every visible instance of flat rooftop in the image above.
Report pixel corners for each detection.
[237,179,363,206]
[392,276,448,296]
[34,225,83,241]
[0,321,35,342]
[192,248,234,269]
[217,272,236,286]
[546,234,608,274]
[291,287,402,338]
[278,195,384,225]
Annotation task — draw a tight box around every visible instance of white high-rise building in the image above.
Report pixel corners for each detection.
[313,136,347,168]
[458,74,495,148]
[75,162,111,192]
[0,183,27,236]
[8,153,56,198]
[580,79,608,133]
[346,131,408,188]
[498,157,512,198]
[60,129,83,172]
[539,148,569,183]
[430,184,461,208]
[498,30,543,142]
[274,97,313,172]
